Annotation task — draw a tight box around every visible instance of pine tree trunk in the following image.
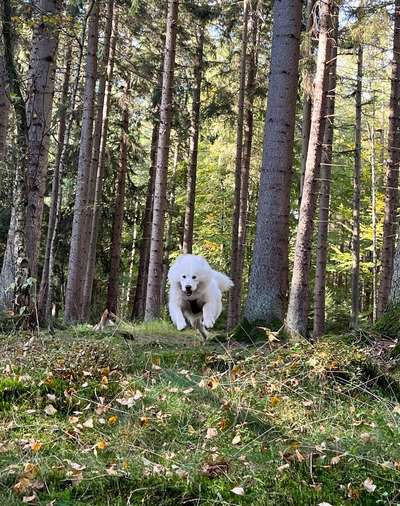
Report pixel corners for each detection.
[37,44,72,324]
[182,23,205,254]
[132,119,159,319]
[145,0,179,321]
[2,0,31,322]
[82,0,116,320]
[228,1,259,330]
[106,81,130,315]
[299,0,316,205]
[64,0,99,324]
[285,0,332,338]
[369,97,378,322]
[378,0,400,315]
[244,0,302,327]
[313,5,338,338]
[351,45,363,329]
[25,0,61,276]
[0,34,10,164]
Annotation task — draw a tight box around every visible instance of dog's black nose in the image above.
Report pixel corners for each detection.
[185,285,192,291]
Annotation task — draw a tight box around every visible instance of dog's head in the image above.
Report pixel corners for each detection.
[168,254,212,297]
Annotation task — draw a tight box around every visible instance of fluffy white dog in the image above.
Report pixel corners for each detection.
[167,254,233,338]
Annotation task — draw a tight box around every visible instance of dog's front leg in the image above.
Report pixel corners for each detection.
[169,301,187,331]
[202,298,222,329]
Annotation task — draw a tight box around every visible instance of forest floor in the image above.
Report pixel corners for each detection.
[0,322,399,505]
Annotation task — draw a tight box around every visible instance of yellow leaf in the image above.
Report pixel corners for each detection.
[30,441,42,453]
[270,396,281,406]
[139,416,150,427]
[101,375,109,385]
[96,440,107,450]
[108,415,118,426]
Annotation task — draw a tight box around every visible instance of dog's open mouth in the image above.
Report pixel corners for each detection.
[185,288,193,296]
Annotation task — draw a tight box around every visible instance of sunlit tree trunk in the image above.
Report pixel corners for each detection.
[145,0,179,321]
[82,0,116,320]
[37,44,73,324]
[25,0,61,276]
[313,5,338,338]
[286,0,332,338]
[378,0,400,315]
[228,1,259,330]
[64,0,99,324]
[243,0,303,326]
[351,45,363,329]
[106,80,130,315]
[182,23,205,254]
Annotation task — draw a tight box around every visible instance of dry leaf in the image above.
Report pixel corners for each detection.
[270,396,281,406]
[106,464,118,476]
[393,404,400,414]
[83,418,94,428]
[22,495,37,503]
[206,428,218,439]
[363,478,376,493]
[139,416,150,427]
[96,440,107,450]
[231,486,245,496]
[30,440,42,453]
[44,404,57,416]
[108,415,118,425]
[231,434,241,445]
[201,461,229,478]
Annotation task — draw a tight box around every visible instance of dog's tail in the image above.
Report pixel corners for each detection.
[213,270,234,292]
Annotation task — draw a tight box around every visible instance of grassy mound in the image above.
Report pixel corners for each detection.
[0,324,399,505]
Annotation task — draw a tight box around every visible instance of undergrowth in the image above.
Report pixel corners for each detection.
[0,324,399,505]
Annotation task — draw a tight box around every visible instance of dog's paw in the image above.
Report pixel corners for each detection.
[202,317,215,329]
[176,319,187,331]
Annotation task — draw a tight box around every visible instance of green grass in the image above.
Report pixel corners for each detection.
[0,324,399,505]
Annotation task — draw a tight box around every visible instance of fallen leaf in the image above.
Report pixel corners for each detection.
[201,461,229,478]
[108,415,118,425]
[22,495,37,503]
[318,503,333,506]
[393,404,400,414]
[206,427,218,439]
[106,464,118,476]
[231,486,245,496]
[363,478,376,493]
[270,396,281,406]
[231,434,241,445]
[139,416,150,427]
[83,418,94,428]
[30,441,42,453]
[96,440,107,450]
[44,404,57,416]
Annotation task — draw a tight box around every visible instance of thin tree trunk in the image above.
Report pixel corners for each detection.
[285,0,332,338]
[25,0,61,276]
[244,0,303,326]
[64,0,99,324]
[299,0,316,205]
[132,119,159,319]
[37,44,72,324]
[145,0,179,321]
[106,80,130,315]
[378,0,400,315]
[124,198,139,317]
[81,0,116,320]
[0,30,10,163]
[2,0,31,321]
[351,45,363,329]
[182,23,205,254]
[228,1,259,330]
[313,5,338,338]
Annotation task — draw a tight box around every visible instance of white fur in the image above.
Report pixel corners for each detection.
[167,254,233,337]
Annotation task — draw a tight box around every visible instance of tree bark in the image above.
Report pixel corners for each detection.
[81,0,116,320]
[378,0,400,315]
[145,0,179,321]
[37,44,72,324]
[299,0,316,205]
[106,81,130,315]
[182,23,205,254]
[64,0,99,324]
[350,45,363,329]
[228,1,259,330]
[25,0,61,276]
[313,5,338,338]
[243,0,303,326]
[285,0,332,338]
[369,97,378,322]
[0,23,10,164]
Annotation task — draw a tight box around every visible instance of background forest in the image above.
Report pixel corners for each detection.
[1,1,400,505]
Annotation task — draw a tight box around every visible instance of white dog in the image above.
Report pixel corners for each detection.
[167,254,233,338]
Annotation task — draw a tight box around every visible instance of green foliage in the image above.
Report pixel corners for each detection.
[374,304,400,338]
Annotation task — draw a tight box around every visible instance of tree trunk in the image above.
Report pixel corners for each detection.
[378,0,400,315]
[228,1,259,330]
[0,29,10,164]
[244,0,302,327]
[25,0,61,276]
[64,0,99,324]
[2,0,31,322]
[182,23,205,254]
[145,0,179,321]
[37,44,72,324]
[368,94,378,322]
[299,0,316,205]
[313,5,338,338]
[106,80,130,315]
[350,45,363,329]
[82,0,116,320]
[285,0,332,338]
[132,119,159,319]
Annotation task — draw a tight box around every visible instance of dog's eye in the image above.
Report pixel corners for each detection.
[192,276,197,279]
[182,275,186,279]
